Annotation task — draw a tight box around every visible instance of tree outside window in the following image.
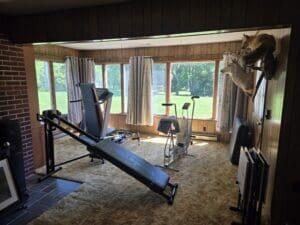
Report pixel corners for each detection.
[171,62,215,119]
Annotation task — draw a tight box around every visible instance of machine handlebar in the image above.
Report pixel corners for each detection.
[191,96,200,99]
[162,103,174,107]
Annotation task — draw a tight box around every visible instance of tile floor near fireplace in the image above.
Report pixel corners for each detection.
[0,176,81,225]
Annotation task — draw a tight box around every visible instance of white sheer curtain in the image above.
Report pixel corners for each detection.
[66,57,95,124]
[126,56,153,126]
[217,53,248,135]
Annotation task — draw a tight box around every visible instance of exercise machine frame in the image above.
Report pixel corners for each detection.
[37,110,102,182]
[158,96,199,170]
[37,110,178,204]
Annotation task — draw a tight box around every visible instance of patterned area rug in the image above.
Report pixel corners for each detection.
[32,136,239,225]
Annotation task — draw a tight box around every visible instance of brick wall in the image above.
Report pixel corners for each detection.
[0,34,34,178]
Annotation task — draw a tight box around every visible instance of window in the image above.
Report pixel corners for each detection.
[123,64,130,113]
[106,64,122,113]
[95,65,103,88]
[53,62,68,114]
[35,60,68,114]
[170,62,215,119]
[92,60,217,120]
[152,63,167,115]
[35,60,51,113]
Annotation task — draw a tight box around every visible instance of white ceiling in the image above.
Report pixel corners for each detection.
[55,29,283,51]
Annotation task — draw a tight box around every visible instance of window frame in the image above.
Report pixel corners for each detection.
[35,58,68,115]
[95,59,219,120]
[94,64,104,88]
[169,60,218,120]
[104,63,123,114]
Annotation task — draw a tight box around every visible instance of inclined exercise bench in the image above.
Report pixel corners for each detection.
[37,110,178,204]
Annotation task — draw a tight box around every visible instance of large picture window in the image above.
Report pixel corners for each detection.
[53,62,68,114]
[93,60,217,120]
[35,60,68,114]
[123,64,130,113]
[35,60,51,113]
[95,65,103,88]
[152,63,167,115]
[170,61,215,119]
[106,64,122,114]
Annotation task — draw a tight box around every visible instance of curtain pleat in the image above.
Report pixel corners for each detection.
[126,56,153,126]
[66,57,95,124]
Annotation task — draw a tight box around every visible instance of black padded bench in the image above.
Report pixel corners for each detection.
[92,139,178,204]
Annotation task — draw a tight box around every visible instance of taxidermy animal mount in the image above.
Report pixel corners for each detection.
[221,59,254,96]
[241,32,277,100]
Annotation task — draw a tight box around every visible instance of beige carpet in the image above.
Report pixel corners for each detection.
[32,136,239,225]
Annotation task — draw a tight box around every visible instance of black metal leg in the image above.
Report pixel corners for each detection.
[38,167,62,182]
[230,192,241,212]
[160,183,178,205]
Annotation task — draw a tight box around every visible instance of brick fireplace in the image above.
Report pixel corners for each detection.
[0,34,34,178]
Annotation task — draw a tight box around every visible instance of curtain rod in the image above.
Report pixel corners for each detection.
[65,56,94,60]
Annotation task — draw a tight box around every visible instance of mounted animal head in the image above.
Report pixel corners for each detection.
[220,60,254,96]
[241,32,276,53]
[241,31,260,52]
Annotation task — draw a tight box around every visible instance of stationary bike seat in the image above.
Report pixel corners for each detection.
[157,116,180,134]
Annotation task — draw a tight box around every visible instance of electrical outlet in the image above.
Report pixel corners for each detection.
[203,126,206,132]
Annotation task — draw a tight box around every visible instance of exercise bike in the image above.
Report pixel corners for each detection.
[157,96,199,171]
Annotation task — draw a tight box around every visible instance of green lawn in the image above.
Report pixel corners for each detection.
[38,91,213,119]
[170,95,213,119]
[38,91,68,114]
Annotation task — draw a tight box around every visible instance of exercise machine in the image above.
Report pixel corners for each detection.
[157,96,199,170]
[80,83,140,143]
[37,110,178,204]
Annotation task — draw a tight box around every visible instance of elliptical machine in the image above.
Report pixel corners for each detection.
[157,96,199,171]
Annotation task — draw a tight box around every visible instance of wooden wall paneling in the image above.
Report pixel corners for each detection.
[7,0,295,44]
[11,15,33,43]
[100,5,120,39]
[150,0,163,35]
[143,0,152,37]
[109,114,216,135]
[179,0,191,33]
[255,28,291,224]
[31,14,47,42]
[119,3,132,37]
[229,0,247,29]
[189,0,206,32]
[244,0,260,27]
[278,0,295,25]
[131,1,145,37]
[162,0,180,35]
[272,27,297,225]
[23,45,45,168]
[34,45,79,61]
[205,0,221,30]
[0,15,8,35]
[86,8,99,41]
[46,11,66,42]
[88,41,241,65]
[261,0,281,26]
[219,0,232,29]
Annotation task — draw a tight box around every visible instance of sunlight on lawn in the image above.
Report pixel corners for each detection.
[38,91,68,114]
[38,91,212,119]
